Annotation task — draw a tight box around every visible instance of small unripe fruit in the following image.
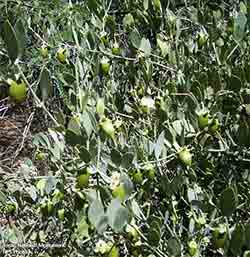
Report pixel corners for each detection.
[209,118,219,134]
[132,170,143,184]
[8,79,27,103]
[4,202,16,214]
[178,147,192,166]
[58,208,65,221]
[126,223,139,242]
[47,200,53,215]
[100,58,110,76]
[198,112,209,129]
[100,34,109,46]
[188,240,198,256]
[112,42,121,55]
[212,224,227,249]
[143,164,156,179]
[40,46,48,58]
[112,184,126,201]
[76,169,90,188]
[197,32,208,48]
[35,151,46,161]
[56,48,67,63]
[52,189,64,202]
[100,118,115,139]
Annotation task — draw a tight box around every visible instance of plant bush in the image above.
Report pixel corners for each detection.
[1,0,250,256]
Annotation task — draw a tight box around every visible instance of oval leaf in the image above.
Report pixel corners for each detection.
[220,186,238,217]
[107,199,129,232]
[39,66,52,101]
[3,20,19,62]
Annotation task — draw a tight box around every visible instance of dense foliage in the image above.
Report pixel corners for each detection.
[1,0,250,256]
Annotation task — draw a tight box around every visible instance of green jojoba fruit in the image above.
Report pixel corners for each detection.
[209,118,219,134]
[212,224,227,249]
[40,46,48,58]
[112,184,126,201]
[8,79,27,103]
[112,42,121,55]
[188,240,198,256]
[100,118,115,139]
[198,112,209,129]
[178,147,192,166]
[101,58,110,76]
[77,168,91,188]
[56,48,67,63]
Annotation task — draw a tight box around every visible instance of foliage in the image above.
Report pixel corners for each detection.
[1,0,250,256]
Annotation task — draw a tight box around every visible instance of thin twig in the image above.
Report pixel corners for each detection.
[16,63,59,127]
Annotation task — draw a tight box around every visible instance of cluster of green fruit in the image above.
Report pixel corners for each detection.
[198,112,220,134]
[39,189,65,221]
[40,46,68,64]
[129,164,156,184]
[187,224,227,256]
[40,46,112,76]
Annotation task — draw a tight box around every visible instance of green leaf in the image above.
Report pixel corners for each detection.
[36,179,47,196]
[45,177,58,195]
[63,72,76,84]
[167,237,181,257]
[227,75,242,92]
[79,147,91,163]
[152,0,161,11]
[88,199,107,234]
[68,116,81,135]
[154,131,165,159]
[157,37,169,57]
[107,199,129,232]
[220,186,238,217]
[111,149,122,166]
[129,28,141,48]
[75,216,89,239]
[234,12,247,41]
[39,66,52,101]
[244,223,250,246]
[81,111,94,137]
[130,199,144,219]
[4,228,19,243]
[65,129,85,146]
[121,152,134,169]
[147,228,161,246]
[3,20,19,62]
[96,97,105,117]
[139,38,151,57]
[123,13,135,29]
[143,0,149,10]
[240,2,247,14]
[120,173,134,199]
[14,19,25,56]
[87,0,98,13]
[187,187,198,202]
[79,89,89,112]
[229,224,245,256]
